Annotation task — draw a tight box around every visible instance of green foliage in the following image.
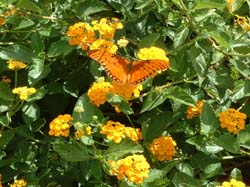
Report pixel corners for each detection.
[1,0,250,186]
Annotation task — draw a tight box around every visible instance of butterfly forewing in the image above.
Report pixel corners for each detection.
[88,49,130,84]
[129,59,170,84]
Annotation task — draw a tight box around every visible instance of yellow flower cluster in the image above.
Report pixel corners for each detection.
[137,47,169,61]
[74,126,92,140]
[117,38,129,48]
[109,154,150,184]
[1,76,11,83]
[67,18,123,53]
[48,114,73,137]
[186,100,204,119]
[12,86,36,101]
[87,78,143,107]
[236,15,250,31]
[217,179,245,187]
[9,179,27,187]
[100,120,142,144]
[7,59,27,70]
[150,136,176,161]
[87,78,114,107]
[226,0,234,12]
[111,82,142,101]
[219,108,246,134]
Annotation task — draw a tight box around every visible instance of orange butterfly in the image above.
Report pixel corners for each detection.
[88,49,170,85]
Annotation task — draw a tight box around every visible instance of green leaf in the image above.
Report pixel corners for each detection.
[189,46,207,76]
[231,59,250,78]
[231,80,250,102]
[73,93,104,123]
[142,112,175,140]
[0,115,9,127]
[138,33,161,48]
[237,126,250,144]
[194,0,226,10]
[106,94,134,115]
[22,102,40,125]
[187,135,223,154]
[53,141,90,162]
[0,130,15,147]
[233,43,250,54]
[105,139,144,160]
[174,26,189,48]
[172,172,202,187]
[28,56,50,85]
[230,168,243,181]
[176,163,194,177]
[16,0,42,12]
[12,17,35,30]
[0,82,15,101]
[77,0,111,17]
[31,32,44,53]
[135,0,154,9]
[215,134,240,154]
[47,39,74,58]
[200,103,219,136]
[0,45,32,63]
[203,163,223,179]
[141,86,195,112]
[207,31,230,49]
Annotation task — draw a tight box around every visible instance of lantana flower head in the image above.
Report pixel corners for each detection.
[12,86,36,101]
[236,15,250,31]
[100,120,142,143]
[150,136,176,161]
[87,78,114,107]
[109,154,150,184]
[219,108,246,134]
[186,100,204,119]
[7,59,26,70]
[217,178,245,187]
[48,114,73,137]
[137,47,169,61]
[89,39,118,54]
[9,178,27,187]
[111,82,143,101]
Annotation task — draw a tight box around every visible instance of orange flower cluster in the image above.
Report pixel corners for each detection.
[217,178,246,187]
[109,154,150,184]
[87,78,143,107]
[9,179,27,187]
[100,120,142,144]
[150,136,176,161]
[67,18,123,53]
[186,100,204,119]
[219,108,246,134]
[225,0,234,12]
[48,114,73,137]
[236,15,250,31]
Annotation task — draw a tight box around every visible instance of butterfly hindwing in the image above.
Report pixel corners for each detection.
[88,49,130,84]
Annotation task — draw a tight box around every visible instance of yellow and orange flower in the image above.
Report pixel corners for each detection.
[48,114,73,137]
[186,100,204,119]
[150,136,176,161]
[9,178,27,187]
[109,154,150,184]
[100,120,142,144]
[219,108,246,134]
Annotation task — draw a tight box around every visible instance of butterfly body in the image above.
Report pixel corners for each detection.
[88,49,170,85]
